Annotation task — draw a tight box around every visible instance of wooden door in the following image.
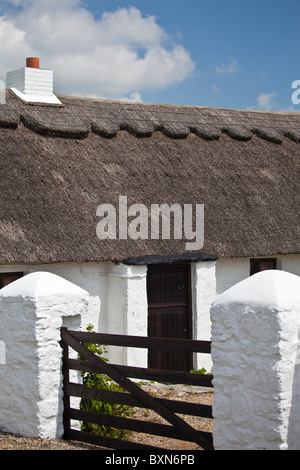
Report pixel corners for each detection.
[147,263,192,371]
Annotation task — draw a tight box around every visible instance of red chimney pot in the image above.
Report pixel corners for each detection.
[26,57,40,68]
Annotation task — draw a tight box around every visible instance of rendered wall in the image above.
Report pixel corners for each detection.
[192,260,216,371]
[211,270,300,450]
[1,255,300,371]
[0,272,88,439]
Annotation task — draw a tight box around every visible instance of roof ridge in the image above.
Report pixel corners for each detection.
[0,90,299,143]
[56,93,300,116]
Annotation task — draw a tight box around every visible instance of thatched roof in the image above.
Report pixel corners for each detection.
[0,89,300,264]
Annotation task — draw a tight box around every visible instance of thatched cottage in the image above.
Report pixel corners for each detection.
[1,59,300,371]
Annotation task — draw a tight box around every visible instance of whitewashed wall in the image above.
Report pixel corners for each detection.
[104,263,148,366]
[216,257,249,294]
[211,270,300,450]
[0,272,88,439]
[1,254,300,370]
[191,261,216,371]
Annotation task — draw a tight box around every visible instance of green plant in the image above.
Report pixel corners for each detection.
[190,367,212,375]
[79,324,133,439]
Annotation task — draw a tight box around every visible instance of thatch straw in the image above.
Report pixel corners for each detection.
[0,90,299,264]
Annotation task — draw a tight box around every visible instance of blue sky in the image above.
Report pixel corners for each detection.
[0,0,299,111]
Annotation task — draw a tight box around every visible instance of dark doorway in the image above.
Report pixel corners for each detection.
[250,258,277,276]
[0,272,23,289]
[147,263,192,371]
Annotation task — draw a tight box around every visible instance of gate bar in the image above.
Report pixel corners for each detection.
[61,328,214,450]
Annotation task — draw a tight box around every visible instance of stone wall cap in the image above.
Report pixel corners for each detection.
[0,271,88,300]
[212,270,300,310]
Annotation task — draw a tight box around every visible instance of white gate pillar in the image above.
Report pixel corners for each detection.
[211,270,300,450]
[0,272,89,439]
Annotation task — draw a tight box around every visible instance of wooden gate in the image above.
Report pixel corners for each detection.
[61,328,214,450]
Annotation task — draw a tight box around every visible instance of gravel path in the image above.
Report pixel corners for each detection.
[127,384,213,450]
[0,384,213,451]
[0,432,104,450]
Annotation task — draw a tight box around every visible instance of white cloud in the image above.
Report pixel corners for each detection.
[0,1,195,100]
[117,91,143,103]
[248,92,298,112]
[256,92,278,111]
[215,58,240,75]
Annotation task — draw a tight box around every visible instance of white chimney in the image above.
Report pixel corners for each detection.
[6,58,62,105]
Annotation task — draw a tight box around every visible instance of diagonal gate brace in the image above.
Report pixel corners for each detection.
[62,328,213,450]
